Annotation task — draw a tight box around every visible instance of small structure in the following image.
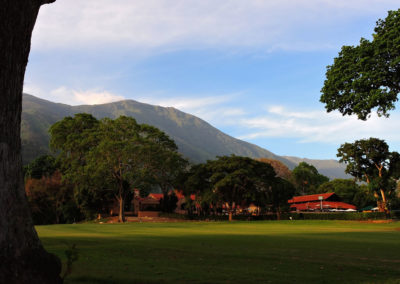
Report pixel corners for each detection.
[132,190,197,215]
[133,193,162,215]
[288,192,356,212]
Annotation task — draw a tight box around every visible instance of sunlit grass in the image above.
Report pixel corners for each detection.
[37,221,400,283]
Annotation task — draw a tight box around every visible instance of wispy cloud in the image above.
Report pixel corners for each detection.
[33,0,399,52]
[238,105,400,144]
[138,93,246,123]
[138,95,234,111]
[24,85,125,105]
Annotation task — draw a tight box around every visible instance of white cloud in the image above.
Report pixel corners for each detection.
[33,0,399,52]
[238,106,400,144]
[138,93,246,123]
[134,95,400,145]
[24,85,125,105]
[139,95,234,111]
[72,89,125,105]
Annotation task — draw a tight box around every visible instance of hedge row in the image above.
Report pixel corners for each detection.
[160,211,396,221]
[281,212,387,220]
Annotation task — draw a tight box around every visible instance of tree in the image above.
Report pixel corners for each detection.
[0,1,62,283]
[179,163,214,216]
[207,156,276,221]
[317,178,376,209]
[267,178,296,220]
[257,158,292,180]
[50,114,184,222]
[23,155,80,225]
[292,162,329,195]
[140,126,188,212]
[337,138,400,212]
[320,9,400,120]
[25,171,81,225]
[24,154,57,179]
[50,113,105,220]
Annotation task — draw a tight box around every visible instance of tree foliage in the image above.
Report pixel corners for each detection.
[337,138,400,212]
[24,155,81,224]
[207,156,276,220]
[320,9,400,120]
[49,113,186,222]
[317,179,375,209]
[257,158,292,180]
[24,154,57,180]
[292,162,329,195]
[181,156,296,220]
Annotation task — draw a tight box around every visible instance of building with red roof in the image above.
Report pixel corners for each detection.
[288,192,356,212]
[132,190,197,215]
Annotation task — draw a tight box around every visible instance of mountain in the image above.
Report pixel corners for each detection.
[283,156,351,179]
[21,94,349,179]
[22,94,295,167]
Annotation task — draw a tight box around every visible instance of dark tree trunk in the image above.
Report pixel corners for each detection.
[0,1,62,283]
[118,196,125,223]
[276,206,281,221]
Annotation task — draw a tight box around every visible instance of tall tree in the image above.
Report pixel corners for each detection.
[266,178,295,220]
[50,114,184,222]
[50,113,103,220]
[320,9,400,120]
[208,156,276,221]
[180,163,214,216]
[257,158,292,180]
[150,148,188,212]
[0,1,62,283]
[292,162,329,195]
[337,138,400,212]
[24,154,57,179]
[317,179,376,209]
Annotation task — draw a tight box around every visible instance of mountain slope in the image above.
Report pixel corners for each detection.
[22,94,295,168]
[283,156,351,179]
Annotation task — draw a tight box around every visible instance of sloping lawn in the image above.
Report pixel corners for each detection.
[37,220,400,283]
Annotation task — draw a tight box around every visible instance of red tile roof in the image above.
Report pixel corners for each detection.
[290,201,356,211]
[175,190,195,201]
[148,192,196,201]
[148,193,164,201]
[288,192,336,204]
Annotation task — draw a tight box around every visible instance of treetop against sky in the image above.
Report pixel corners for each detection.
[25,0,400,159]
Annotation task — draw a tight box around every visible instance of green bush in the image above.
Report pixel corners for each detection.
[390,210,400,219]
[160,212,393,221]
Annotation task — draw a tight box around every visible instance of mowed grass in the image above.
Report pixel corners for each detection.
[37,220,400,284]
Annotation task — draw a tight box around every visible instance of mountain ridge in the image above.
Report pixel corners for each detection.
[21,94,348,179]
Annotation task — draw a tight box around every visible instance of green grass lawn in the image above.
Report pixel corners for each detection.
[37,220,400,284]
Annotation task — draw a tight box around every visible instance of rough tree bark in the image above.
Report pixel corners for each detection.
[0,1,62,283]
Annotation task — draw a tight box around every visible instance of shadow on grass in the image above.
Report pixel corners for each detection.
[40,225,400,284]
[68,276,165,284]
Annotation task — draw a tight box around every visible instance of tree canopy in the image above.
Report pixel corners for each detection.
[50,113,186,222]
[207,156,277,220]
[317,179,375,209]
[320,9,400,120]
[292,162,329,195]
[337,138,400,212]
[256,158,292,180]
[180,156,297,220]
[24,154,57,180]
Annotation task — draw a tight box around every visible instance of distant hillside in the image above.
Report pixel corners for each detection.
[283,156,351,179]
[22,94,351,179]
[22,94,295,168]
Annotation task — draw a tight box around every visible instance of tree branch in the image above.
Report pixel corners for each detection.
[40,0,56,5]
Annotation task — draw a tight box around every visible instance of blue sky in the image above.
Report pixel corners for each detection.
[25,0,400,159]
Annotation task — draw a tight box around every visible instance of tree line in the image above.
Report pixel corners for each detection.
[24,114,400,224]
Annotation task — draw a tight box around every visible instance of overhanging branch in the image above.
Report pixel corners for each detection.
[40,0,56,5]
